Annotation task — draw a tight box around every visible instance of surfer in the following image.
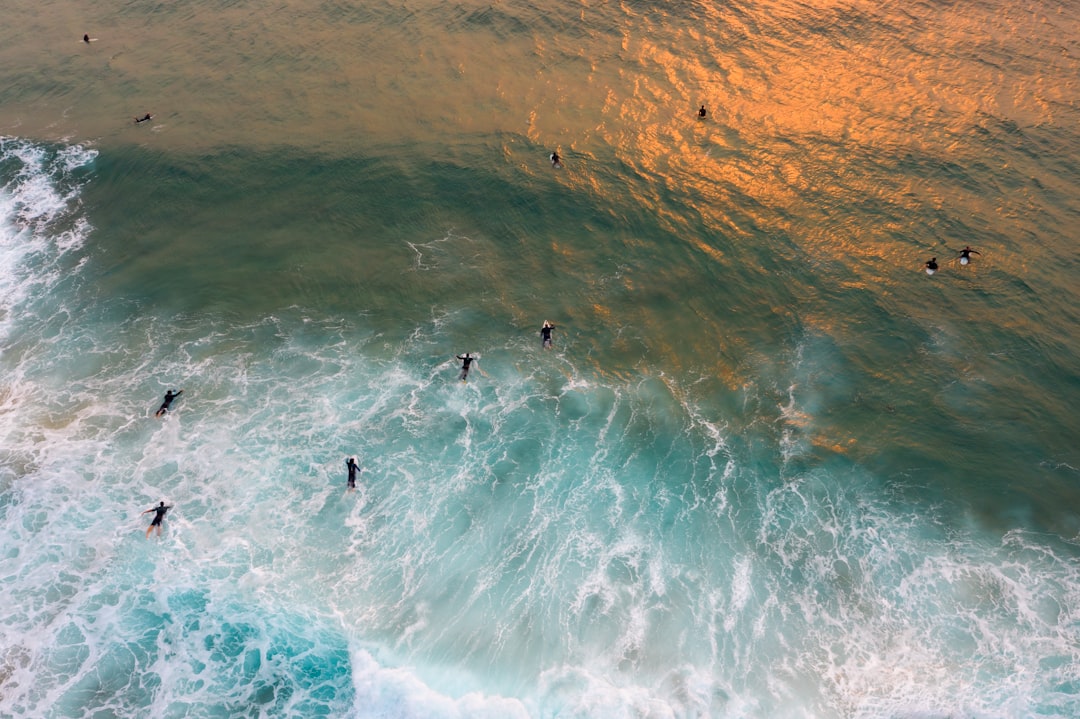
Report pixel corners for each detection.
[957,246,980,265]
[345,456,359,491]
[83,34,90,43]
[134,113,152,124]
[540,321,556,349]
[550,151,562,169]
[456,353,476,382]
[154,389,183,418]
[698,105,707,118]
[925,257,938,275]
[142,501,173,538]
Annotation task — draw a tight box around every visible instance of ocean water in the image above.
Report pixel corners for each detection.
[2,0,1080,717]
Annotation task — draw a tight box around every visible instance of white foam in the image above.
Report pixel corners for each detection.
[0,138,96,345]
[1,187,1079,717]
[350,649,530,718]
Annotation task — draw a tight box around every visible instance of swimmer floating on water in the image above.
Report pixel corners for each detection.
[925,257,938,275]
[456,353,476,382]
[154,389,183,418]
[957,246,980,265]
[541,320,557,349]
[142,501,173,539]
[345,456,359,491]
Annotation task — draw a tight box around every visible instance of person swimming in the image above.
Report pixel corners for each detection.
[135,113,152,124]
[540,321,556,349]
[345,456,359,491]
[698,105,707,118]
[550,151,562,169]
[142,501,173,538]
[925,257,938,275]
[958,246,980,265]
[155,389,183,417]
[456,353,476,382]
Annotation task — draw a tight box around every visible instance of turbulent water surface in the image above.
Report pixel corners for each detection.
[2,1,1080,717]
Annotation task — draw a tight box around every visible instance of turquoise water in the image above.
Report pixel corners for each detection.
[3,0,1080,717]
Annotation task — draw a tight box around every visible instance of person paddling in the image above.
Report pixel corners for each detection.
[456,353,476,382]
[540,320,556,349]
[345,456,359,491]
[135,113,153,124]
[155,389,183,417]
[925,257,938,275]
[142,501,173,538]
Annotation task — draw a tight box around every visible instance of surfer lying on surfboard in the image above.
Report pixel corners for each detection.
[456,353,476,382]
[346,456,359,491]
[541,321,556,348]
[142,501,173,538]
[154,389,183,417]
[135,113,153,124]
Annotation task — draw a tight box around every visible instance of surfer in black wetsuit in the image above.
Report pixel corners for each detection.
[456,353,475,382]
[83,34,90,43]
[345,456,359,491]
[142,501,173,538]
[155,389,183,417]
[698,105,707,118]
[135,113,152,124]
[925,257,938,275]
[541,321,556,349]
[957,246,980,265]
[550,151,562,169]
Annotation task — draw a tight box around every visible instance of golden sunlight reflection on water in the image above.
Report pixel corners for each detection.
[1,0,1074,155]
[2,0,1077,318]
[585,0,1079,302]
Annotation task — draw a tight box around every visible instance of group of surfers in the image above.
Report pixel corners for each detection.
[131,88,979,535]
[139,233,990,537]
[925,246,981,275]
[141,321,558,536]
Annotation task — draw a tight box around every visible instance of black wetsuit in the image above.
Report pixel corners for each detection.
[346,457,359,489]
[926,258,938,272]
[135,114,152,123]
[698,105,707,118]
[456,355,475,380]
[156,390,182,415]
[541,324,555,348]
[150,504,172,526]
